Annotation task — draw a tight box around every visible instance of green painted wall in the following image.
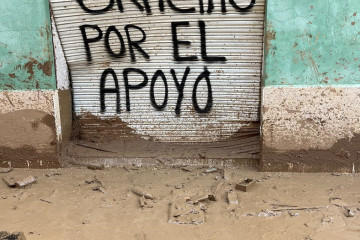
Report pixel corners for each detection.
[264,0,360,86]
[0,0,56,90]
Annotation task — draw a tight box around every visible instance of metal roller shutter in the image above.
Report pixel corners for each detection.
[50,0,265,162]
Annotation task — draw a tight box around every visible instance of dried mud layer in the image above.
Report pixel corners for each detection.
[1,167,360,240]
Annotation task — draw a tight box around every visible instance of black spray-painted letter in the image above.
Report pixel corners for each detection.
[150,70,168,110]
[171,66,191,115]
[192,67,213,113]
[125,25,150,62]
[171,22,198,62]
[123,68,149,111]
[104,26,126,58]
[100,68,120,113]
[80,25,103,62]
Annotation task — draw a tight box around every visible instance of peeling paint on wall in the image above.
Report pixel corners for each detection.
[264,0,360,86]
[0,0,56,90]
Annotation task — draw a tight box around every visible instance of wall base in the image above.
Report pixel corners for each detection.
[261,86,360,173]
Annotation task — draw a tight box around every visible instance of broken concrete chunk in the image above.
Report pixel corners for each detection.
[15,176,36,188]
[132,188,155,200]
[227,191,238,205]
[204,167,218,173]
[0,168,13,174]
[2,177,16,188]
[189,194,211,204]
[209,180,225,201]
[235,179,256,192]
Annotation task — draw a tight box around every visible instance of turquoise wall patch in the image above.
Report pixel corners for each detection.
[0,0,56,90]
[264,0,360,86]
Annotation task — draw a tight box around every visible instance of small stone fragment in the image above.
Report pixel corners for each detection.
[322,217,334,224]
[288,211,299,217]
[45,172,61,177]
[227,191,238,205]
[92,186,107,194]
[344,208,355,217]
[139,196,153,209]
[87,164,105,170]
[180,167,192,172]
[199,203,207,211]
[15,176,36,188]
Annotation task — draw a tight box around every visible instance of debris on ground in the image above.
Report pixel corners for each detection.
[3,176,36,188]
[139,196,154,209]
[0,231,26,240]
[221,168,231,180]
[45,172,61,177]
[344,208,355,217]
[209,180,225,201]
[242,210,282,218]
[288,211,299,217]
[271,203,299,209]
[2,177,16,188]
[85,176,102,185]
[204,167,218,173]
[123,165,141,172]
[131,188,155,200]
[0,168,13,174]
[174,184,183,189]
[270,206,328,212]
[168,201,205,225]
[329,197,348,207]
[92,185,107,194]
[322,216,334,224]
[15,176,36,188]
[40,190,58,204]
[180,167,192,172]
[235,179,256,192]
[85,176,106,194]
[86,163,105,170]
[188,193,212,204]
[40,198,52,204]
[227,191,239,205]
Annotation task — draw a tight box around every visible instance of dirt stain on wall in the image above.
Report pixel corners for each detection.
[261,134,360,173]
[0,109,59,168]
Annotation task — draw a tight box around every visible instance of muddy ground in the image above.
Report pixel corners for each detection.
[1,166,360,240]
